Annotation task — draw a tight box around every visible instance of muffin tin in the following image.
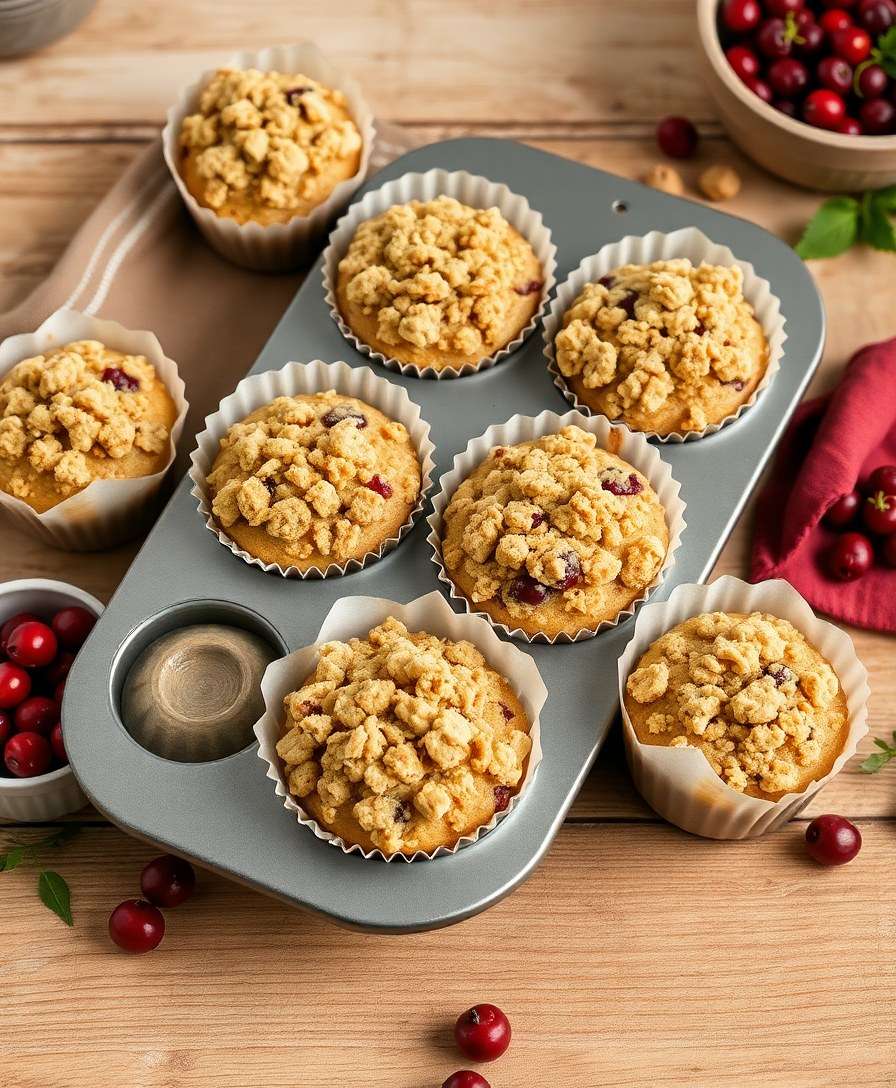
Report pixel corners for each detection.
[63,137,825,932]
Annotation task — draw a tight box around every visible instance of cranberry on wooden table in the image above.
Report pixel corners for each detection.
[822,489,861,528]
[443,1074,490,1088]
[4,731,52,777]
[827,531,874,580]
[6,620,57,668]
[805,814,862,865]
[140,854,197,908]
[0,662,31,708]
[656,116,699,158]
[454,1004,511,1062]
[108,899,165,953]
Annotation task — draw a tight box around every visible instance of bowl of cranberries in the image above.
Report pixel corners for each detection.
[0,578,102,821]
[697,0,896,190]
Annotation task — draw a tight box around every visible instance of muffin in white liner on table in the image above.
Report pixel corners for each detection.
[162,42,375,271]
[617,575,870,839]
[254,591,547,862]
[0,309,188,551]
[189,359,436,578]
[427,408,686,644]
[322,168,558,379]
[542,227,787,442]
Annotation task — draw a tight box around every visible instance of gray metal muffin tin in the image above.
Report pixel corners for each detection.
[64,138,825,932]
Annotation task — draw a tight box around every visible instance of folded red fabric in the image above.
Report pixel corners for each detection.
[752,336,896,633]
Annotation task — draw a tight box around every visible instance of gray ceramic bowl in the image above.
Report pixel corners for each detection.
[0,0,97,58]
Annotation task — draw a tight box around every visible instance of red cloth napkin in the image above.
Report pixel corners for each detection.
[752,337,896,633]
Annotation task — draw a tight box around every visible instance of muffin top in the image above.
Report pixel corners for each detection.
[624,611,849,800]
[336,195,543,370]
[276,616,532,856]
[441,425,669,638]
[554,259,768,435]
[179,67,363,223]
[0,340,174,511]
[207,391,421,570]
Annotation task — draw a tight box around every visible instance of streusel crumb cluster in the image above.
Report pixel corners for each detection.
[338,196,542,360]
[276,617,532,855]
[207,392,421,568]
[441,426,668,636]
[0,340,171,502]
[555,259,766,433]
[625,611,847,799]
[179,68,362,214]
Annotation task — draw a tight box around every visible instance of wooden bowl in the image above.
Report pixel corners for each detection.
[696,0,896,191]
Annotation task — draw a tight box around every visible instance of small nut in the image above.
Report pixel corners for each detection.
[642,163,684,196]
[698,164,741,202]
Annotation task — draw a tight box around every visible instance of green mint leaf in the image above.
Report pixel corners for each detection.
[873,185,896,213]
[795,196,860,259]
[861,191,896,251]
[873,737,893,751]
[876,27,896,78]
[1,846,25,872]
[38,870,73,926]
[860,751,893,773]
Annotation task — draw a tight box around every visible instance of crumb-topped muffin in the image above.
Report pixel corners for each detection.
[554,259,768,435]
[178,67,363,225]
[207,392,422,571]
[276,616,533,855]
[0,340,176,512]
[441,426,669,638]
[624,611,849,800]
[335,195,544,372]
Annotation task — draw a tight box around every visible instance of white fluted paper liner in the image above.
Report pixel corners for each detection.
[617,576,870,839]
[322,169,558,379]
[542,227,788,442]
[254,591,547,861]
[0,309,188,551]
[189,359,436,578]
[162,43,375,272]
[427,408,687,644]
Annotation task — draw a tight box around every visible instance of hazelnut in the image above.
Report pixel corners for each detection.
[698,164,741,202]
[642,163,684,196]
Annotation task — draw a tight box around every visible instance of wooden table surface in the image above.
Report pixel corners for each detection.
[2,4,894,1086]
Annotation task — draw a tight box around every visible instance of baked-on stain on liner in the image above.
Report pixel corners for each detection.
[322,168,558,380]
[254,591,547,862]
[542,227,788,442]
[427,408,687,644]
[189,359,436,579]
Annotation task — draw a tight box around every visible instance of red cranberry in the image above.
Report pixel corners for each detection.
[44,651,75,688]
[4,730,52,777]
[820,0,858,6]
[513,279,543,296]
[795,20,826,55]
[831,26,872,64]
[140,854,197,908]
[493,785,512,813]
[867,464,896,493]
[862,490,896,535]
[858,0,896,34]
[818,57,854,95]
[499,702,514,722]
[108,899,165,953]
[722,0,762,31]
[804,88,847,128]
[726,45,760,81]
[0,612,38,651]
[0,711,12,748]
[820,9,854,32]
[0,662,31,708]
[757,18,793,59]
[805,814,861,865]
[766,0,805,11]
[767,664,796,687]
[454,1004,511,1063]
[50,722,67,764]
[51,606,96,649]
[857,63,889,99]
[14,696,59,736]
[881,533,896,567]
[601,471,643,496]
[101,367,139,392]
[6,621,57,668]
[364,474,393,499]
[860,96,896,132]
[769,57,809,96]
[827,531,874,580]
[837,115,864,133]
[744,75,774,103]
[54,679,67,705]
[442,1073,490,1088]
[530,511,546,529]
[508,574,551,607]
[555,552,583,591]
[321,405,367,429]
[774,97,800,116]
[823,489,862,527]
[656,116,699,158]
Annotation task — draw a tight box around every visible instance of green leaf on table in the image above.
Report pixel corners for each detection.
[859,191,896,251]
[872,185,896,214]
[1,846,25,872]
[37,870,73,926]
[860,751,892,773]
[795,196,860,259]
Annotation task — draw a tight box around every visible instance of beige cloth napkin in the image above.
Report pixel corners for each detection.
[0,122,419,477]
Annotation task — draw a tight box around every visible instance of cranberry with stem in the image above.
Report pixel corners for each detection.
[50,722,67,764]
[794,20,825,55]
[0,662,31,708]
[141,854,197,908]
[108,899,165,953]
[726,45,760,81]
[867,464,896,494]
[722,0,762,32]
[442,1073,491,1088]
[454,1004,512,1062]
[14,696,59,736]
[51,606,96,649]
[827,531,873,580]
[822,489,862,528]
[756,18,793,59]
[656,116,698,159]
[805,814,862,865]
[6,620,57,668]
[804,88,848,129]
[862,490,896,535]
[4,731,52,777]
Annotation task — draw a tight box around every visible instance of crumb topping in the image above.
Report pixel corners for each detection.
[338,196,542,359]
[179,67,362,212]
[276,616,532,855]
[207,392,421,565]
[625,611,846,797]
[442,425,668,624]
[0,340,170,499]
[554,259,763,432]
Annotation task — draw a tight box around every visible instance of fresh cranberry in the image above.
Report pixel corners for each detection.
[454,1004,511,1063]
[0,662,31,708]
[4,730,51,777]
[656,116,699,158]
[769,57,809,96]
[860,96,896,132]
[857,63,889,99]
[364,474,393,499]
[858,0,896,34]
[818,57,854,95]
[862,490,896,535]
[820,9,854,32]
[51,606,96,649]
[140,854,197,908]
[827,531,874,580]
[774,96,800,116]
[804,88,847,128]
[744,75,775,103]
[0,711,11,747]
[757,18,793,58]
[555,552,583,591]
[493,785,512,813]
[320,405,367,429]
[722,0,762,31]
[442,1073,490,1088]
[6,621,57,668]
[837,115,864,133]
[108,899,165,953]
[14,696,59,736]
[882,533,896,567]
[101,367,139,393]
[823,489,862,527]
[44,651,75,688]
[513,279,543,296]
[50,722,67,764]
[508,575,551,606]
[726,45,760,81]
[867,464,896,493]
[794,20,826,55]
[831,26,872,64]
[601,471,643,496]
[0,612,38,651]
[766,0,805,11]
[820,0,857,6]
[805,814,861,865]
